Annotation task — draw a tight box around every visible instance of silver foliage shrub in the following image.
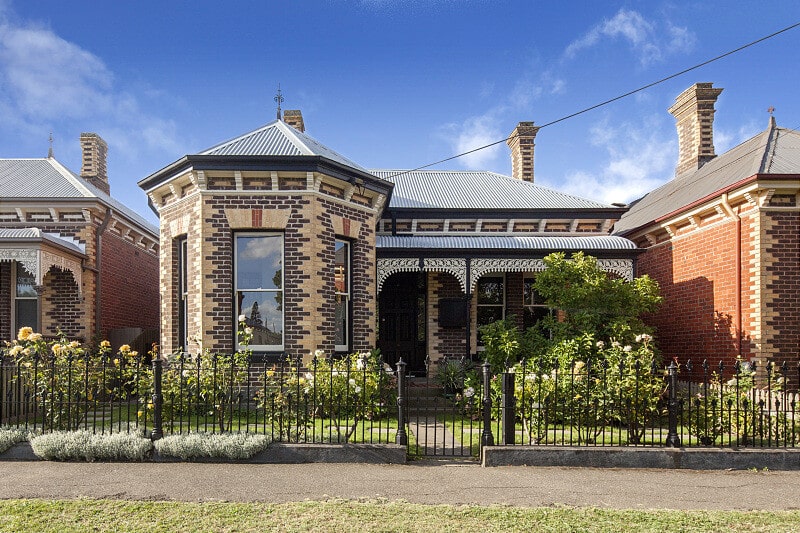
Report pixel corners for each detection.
[154,432,271,460]
[30,431,153,461]
[0,427,28,453]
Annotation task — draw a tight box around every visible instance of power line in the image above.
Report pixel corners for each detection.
[386,21,800,179]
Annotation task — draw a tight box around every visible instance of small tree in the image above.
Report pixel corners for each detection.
[532,252,662,345]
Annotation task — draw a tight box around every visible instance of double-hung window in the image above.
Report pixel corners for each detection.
[523,276,551,331]
[334,240,350,352]
[476,275,504,346]
[14,262,38,332]
[235,233,283,351]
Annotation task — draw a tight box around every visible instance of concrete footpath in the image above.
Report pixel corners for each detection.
[1,460,800,510]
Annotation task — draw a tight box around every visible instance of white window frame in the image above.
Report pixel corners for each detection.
[234,232,284,352]
[334,239,351,352]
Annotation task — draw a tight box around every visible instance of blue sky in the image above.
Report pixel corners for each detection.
[1,1,798,225]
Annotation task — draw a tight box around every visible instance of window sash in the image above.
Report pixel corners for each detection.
[235,233,284,351]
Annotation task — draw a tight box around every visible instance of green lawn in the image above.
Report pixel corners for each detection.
[0,499,798,532]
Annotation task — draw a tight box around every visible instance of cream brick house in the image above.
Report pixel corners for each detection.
[139,113,639,368]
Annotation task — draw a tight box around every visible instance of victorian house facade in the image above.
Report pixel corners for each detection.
[140,114,639,370]
[0,134,160,345]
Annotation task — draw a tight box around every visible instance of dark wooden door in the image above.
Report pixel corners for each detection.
[378,272,426,374]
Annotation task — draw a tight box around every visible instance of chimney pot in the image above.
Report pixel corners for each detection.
[669,83,723,177]
[507,121,540,182]
[283,110,305,133]
[80,133,109,194]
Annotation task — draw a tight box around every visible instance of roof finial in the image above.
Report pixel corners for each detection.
[767,106,776,128]
[47,132,54,158]
[768,106,775,116]
[274,84,284,121]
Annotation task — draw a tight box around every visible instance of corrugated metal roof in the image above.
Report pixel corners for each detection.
[0,227,86,255]
[0,159,87,198]
[377,235,636,250]
[615,121,800,234]
[370,170,614,210]
[200,120,370,172]
[0,158,157,236]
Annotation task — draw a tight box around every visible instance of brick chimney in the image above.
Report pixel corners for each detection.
[283,110,305,133]
[668,83,723,177]
[80,133,109,194]
[506,121,540,182]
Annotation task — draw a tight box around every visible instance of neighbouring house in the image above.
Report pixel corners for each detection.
[615,83,800,383]
[139,113,639,369]
[0,133,160,347]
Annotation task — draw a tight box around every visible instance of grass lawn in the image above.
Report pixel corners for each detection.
[1,499,798,532]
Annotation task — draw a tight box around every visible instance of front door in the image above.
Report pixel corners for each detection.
[378,272,426,375]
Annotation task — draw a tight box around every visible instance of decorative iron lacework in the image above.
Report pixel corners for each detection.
[0,248,82,291]
[596,259,634,282]
[422,258,467,292]
[376,258,420,291]
[469,258,546,291]
[378,256,634,293]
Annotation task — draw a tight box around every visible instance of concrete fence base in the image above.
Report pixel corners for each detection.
[482,445,800,470]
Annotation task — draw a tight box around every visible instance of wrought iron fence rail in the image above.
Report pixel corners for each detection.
[1,354,798,451]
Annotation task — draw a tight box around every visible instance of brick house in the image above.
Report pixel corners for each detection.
[615,83,800,381]
[140,113,639,370]
[0,134,160,346]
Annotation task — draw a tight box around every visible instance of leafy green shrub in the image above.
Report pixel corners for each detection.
[154,432,271,460]
[479,316,522,373]
[30,431,152,461]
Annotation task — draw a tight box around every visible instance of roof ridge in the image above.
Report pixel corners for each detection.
[273,120,314,156]
[47,158,95,197]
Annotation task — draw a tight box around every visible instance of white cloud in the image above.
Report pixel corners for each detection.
[543,117,674,205]
[440,111,505,169]
[0,11,182,162]
[564,9,695,66]
[714,121,761,154]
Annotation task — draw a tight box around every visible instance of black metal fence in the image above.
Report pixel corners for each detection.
[1,352,798,454]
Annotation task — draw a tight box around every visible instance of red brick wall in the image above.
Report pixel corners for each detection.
[637,217,744,375]
[99,232,160,337]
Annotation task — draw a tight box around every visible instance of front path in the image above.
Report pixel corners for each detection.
[1,461,798,510]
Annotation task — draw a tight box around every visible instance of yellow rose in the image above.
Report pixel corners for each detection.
[28,333,42,342]
[17,327,33,341]
[119,344,131,353]
[100,340,111,348]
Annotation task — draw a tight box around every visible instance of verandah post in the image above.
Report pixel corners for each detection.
[481,361,494,446]
[151,357,164,440]
[395,358,408,445]
[665,361,681,447]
